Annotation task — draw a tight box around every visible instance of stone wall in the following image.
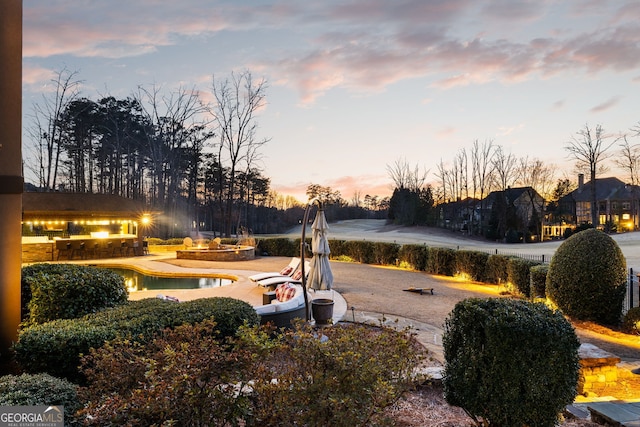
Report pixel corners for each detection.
[21,242,55,263]
[578,343,621,395]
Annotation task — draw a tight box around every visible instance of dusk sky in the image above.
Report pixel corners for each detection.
[22,1,640,202]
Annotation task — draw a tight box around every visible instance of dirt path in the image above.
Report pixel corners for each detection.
[167,254,639,361]
[328,261,640,361]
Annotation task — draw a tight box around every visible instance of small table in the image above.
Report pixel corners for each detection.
[263,291,277,305]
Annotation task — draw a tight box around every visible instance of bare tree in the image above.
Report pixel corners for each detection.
[434,159,448,204]
[210,70,270,236]
[491,145,520,191]
[25,67,82,190]
[386,158,428,192]
[350,190,362,207]
[517,157,556,201]
[615,133,640,229]
[517,157,556,239]
[471,139,495,234]
[135,84,211,235]
[615,134,640,186]
[565,123,615,226]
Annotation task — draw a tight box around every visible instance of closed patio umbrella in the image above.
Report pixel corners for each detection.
[307,208,333,291]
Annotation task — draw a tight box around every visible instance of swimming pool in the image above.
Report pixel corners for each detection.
[106,267,235,293]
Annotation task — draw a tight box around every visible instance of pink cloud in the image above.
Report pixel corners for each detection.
[272,173,392,204]
[589,97,621,113]
[23,1,232,59]
[22,1,640,106]
[22,65,56,86]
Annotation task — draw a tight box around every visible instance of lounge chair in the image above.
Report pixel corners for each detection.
[256,261,310,288]
[249,257,300,282]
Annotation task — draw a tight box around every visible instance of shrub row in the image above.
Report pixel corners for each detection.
[253,237,544,298]
[14,297,260,382]
[21,264,129,326]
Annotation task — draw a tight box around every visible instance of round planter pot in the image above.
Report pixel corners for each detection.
[311,298,334,325]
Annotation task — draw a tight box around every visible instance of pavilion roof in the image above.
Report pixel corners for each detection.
[22,192,152,220]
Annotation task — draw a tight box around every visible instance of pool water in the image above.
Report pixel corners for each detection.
[107,268,235,292]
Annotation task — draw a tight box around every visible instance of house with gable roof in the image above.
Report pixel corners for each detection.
[481,186,544,242]
[555,174,640,233]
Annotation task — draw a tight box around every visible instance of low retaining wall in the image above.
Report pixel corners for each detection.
[22,242,55,263]
[176,246,255,261]
[578,343,621,395]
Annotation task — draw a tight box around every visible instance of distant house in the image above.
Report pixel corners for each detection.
[438,197,480,232]
[482,187,544,241]
[557,175,640,232]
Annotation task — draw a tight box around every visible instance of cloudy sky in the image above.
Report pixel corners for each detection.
[22,0,640,202]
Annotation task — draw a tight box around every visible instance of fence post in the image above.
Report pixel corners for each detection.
[629,268,634,311]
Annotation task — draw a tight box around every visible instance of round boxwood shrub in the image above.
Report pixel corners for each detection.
[443,298,580,427]
[546,228,627,325]
[22,263,128,325]
[0,373,81,425]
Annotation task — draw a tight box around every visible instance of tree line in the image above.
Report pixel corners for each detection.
[24,68,389,238]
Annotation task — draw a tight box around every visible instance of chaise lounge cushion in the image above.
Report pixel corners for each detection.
[271,284,304,312]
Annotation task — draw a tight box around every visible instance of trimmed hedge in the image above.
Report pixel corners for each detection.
[546,229,627,325]
[530,264,549,299]
[507,258,540,298]
[372,242,400,265]
[327,239,347,259]
[342,240,376,264]
[21,263,128,326]
[14,297,260,382]
[485,254,511,284]
[397,244,429,271]
[426,247,456,276]
[443,298,580,427]
[0,373,82,426]
[455,250,489,282]
[255,237,299,257]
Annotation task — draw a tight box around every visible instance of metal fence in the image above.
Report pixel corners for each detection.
[486,249,550,264]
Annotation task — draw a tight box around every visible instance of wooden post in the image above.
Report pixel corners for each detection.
[0,0,23,360]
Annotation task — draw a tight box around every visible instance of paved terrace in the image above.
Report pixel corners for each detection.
[75,253,446,359]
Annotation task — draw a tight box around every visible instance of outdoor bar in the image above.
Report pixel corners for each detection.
[21,192,153,262]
